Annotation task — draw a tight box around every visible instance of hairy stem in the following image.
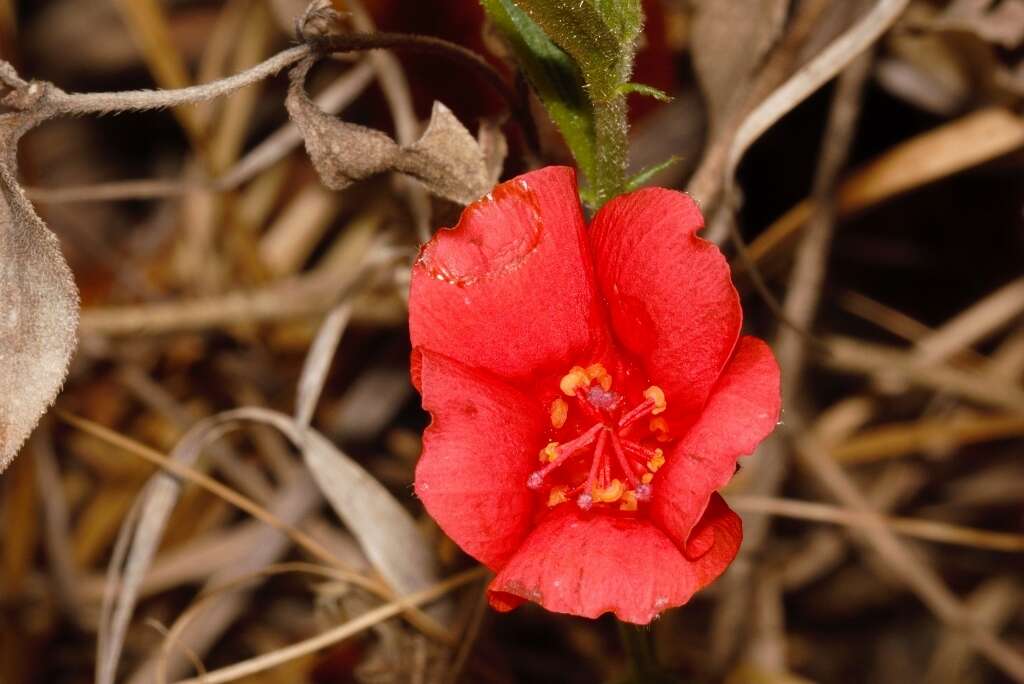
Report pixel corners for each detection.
[48,45,310,114]
[591,87,629,206]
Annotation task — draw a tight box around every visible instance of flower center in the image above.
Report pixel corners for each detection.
[526,363,672,512]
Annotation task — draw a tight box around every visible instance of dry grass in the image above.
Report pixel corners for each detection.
[2,1,1024,683]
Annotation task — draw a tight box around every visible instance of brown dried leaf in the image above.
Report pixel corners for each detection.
[399,101,490,204]
[285,62,401,191]
[477,117,508,188]
[0,109,79,471]
[691,0,790,128]
[286,57,492,205]
[225,407,448,623]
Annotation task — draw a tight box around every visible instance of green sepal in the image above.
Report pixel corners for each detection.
[480,0,597,184]
[617,82,672,102]
[625,156,682,192]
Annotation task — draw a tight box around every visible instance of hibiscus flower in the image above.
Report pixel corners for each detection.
[409,166,781,624]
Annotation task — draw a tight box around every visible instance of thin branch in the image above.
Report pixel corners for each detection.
[729,495,1024,552]
[26,60,376,204]
[46,45,310,114]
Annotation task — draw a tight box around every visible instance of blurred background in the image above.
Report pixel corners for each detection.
[1,0,1023,682]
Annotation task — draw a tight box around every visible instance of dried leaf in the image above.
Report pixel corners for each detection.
[295,302,351,428]
[285,60,401,191]
[0,107,79,471]
[691,0,790,128]
[477,117,508,188]
[220,407,450,623]
[287,57,491,204]
[399,101,489,205]
[96,417,235,684]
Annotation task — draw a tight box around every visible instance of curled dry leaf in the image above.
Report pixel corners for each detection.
[477,117,509,189]
[401,101,491,205]
[286,57,493,205]
[0,94,79,471]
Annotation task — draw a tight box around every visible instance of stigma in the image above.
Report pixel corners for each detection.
[527,363,671,512]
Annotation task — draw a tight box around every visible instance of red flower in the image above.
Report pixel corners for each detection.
[409,167,781,624]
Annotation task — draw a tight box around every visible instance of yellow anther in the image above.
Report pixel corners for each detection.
[547,486,568,507]
[585,363,613,390]
[538,441,559,463]
[559,366,590,396]
[641,472,654,484]
[649,417,671,442]
[644,385,667,414]
[550,398,568,429]
[593,478,624,503]
[619,490,638,512]
[647,448,665,473]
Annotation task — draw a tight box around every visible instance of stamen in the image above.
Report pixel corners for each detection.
[559,366,590,396]
[530,364,673,510]
[609,434,641,488]
[579,430,608,509]
[550,398,568,428]
[616,398,654,432]
[647,448,665,472]
[547,486,568,507]
[643,386,667,414]
[537,441,559,463]
[526,424,602,489]
[593,478,624,503]
[585,363,612,390]
[649,417,671,442]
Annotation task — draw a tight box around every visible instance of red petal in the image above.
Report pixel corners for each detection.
[409,166,606,382]
[414,348,544,569]
[487,501,741,624]
[651,336,781,546]
[589,188,741,418]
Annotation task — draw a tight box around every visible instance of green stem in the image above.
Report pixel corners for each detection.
[591,88,629,207]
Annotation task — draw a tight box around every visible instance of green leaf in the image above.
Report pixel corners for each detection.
[480,0,597,183]
[617,82,672,102]
[625,155,681,192]
[509,0,645,207]
[509,0,643,92]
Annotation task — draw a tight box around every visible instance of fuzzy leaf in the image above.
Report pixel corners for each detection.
[504,0,645,206]
[480,0,596,180]
[285,64,402,191]
[0,114,79,471]
[477,117,508,188]
[287,60,492,204]
[509,0,642,91]
[400,101,491,205]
